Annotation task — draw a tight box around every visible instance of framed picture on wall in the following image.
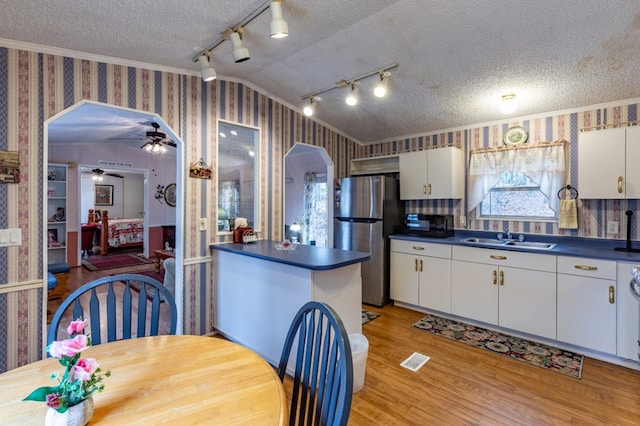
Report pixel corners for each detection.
[95,184,114,206]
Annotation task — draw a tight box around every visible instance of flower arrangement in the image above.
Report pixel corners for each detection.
[23,319,110,413]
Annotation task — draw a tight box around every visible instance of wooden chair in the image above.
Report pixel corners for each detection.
[48,274,177,345]
[277,301,353,426]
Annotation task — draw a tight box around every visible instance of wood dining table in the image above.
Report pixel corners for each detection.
[0,335,289,425]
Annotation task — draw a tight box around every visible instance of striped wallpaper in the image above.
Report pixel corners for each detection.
[0,46,359,373]
[0,42,637,373]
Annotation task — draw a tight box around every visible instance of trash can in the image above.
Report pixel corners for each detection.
[349,333,369,393]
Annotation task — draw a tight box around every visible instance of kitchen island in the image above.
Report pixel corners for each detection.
[210,240,370,366]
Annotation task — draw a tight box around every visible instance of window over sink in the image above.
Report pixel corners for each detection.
[479,172,556,220]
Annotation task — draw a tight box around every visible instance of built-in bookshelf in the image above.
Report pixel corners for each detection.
[47,163,68,265]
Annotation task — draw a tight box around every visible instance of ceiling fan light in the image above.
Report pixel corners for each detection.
[198,54,217,82]
[500,93,518,114]
[230,32,250,63]
[269,1,289,39]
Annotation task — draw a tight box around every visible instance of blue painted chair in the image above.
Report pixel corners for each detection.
[277,301,353,426]
[48,273,177,345]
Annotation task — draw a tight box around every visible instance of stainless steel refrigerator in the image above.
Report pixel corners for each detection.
[334,176,403,306]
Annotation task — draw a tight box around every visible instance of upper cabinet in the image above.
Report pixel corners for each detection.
[399,147,463,200]
[578,126,640,199]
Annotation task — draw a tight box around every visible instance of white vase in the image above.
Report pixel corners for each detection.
[45,396,94,426]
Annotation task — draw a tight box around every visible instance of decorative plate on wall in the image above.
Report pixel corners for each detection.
[503,126,529,146]
[164,183,176,207]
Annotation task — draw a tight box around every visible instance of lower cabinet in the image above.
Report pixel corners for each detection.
[557,257,617,355]
[390,240,452,313]
[617,261,640,361]
[451,246,557,340]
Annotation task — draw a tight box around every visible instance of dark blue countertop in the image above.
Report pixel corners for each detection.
[390,231,640,263]
[210,240,370,271]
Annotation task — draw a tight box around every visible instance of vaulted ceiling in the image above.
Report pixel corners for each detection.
[3,0,640,144]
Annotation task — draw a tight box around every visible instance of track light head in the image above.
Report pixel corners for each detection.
[198,54,217,82]
[269,1,289,38]
[303,96,315,116]
[373,71,390,98]
[345,84,358,106]
[500,93,518,114]
[230,31,250,63]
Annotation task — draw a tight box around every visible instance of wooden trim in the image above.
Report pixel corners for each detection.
[580,121,639,132]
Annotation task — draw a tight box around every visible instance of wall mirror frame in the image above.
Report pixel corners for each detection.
[283,143,334,247]
[216,120,261,234]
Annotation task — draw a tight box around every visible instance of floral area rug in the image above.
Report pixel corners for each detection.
[412,313,584,379]
[81,253,152,271]
[362,309,380,325]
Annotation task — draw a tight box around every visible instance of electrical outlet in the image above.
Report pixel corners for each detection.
[607,221,619,234]
[199,217,207,231]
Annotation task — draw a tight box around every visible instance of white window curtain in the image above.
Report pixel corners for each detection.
[468,143,566,214]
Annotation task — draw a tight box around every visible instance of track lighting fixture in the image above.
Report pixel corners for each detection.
[500,93,518,114]
[301,63,398,115]
[192,0,289,75]
[373,71,390,98]
[345,84,359,106]
[198,53,217,82]
[269,0,289,38]
[229,30,250,63]
[303,96,316,116]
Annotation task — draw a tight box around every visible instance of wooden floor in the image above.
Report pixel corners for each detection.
[62,262,640,425]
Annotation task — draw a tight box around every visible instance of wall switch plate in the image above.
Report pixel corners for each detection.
[460,215,467,227]
[607,221,619,234]
[199,217,207,231]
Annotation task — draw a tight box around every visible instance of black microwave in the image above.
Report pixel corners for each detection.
[403,214,454,238]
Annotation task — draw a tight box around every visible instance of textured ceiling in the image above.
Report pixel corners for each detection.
[3,0,640,144]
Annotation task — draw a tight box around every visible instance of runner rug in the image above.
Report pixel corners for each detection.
[412,313,584,379]
[362,309,380,325]
[82,253,153,271]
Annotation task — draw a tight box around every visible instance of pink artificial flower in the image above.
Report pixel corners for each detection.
[69,358,99,381]
[45,392,62,409]
[48,334,89,358]
[67,319,88,336]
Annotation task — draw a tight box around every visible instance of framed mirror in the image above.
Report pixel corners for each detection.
[217,120,260,233]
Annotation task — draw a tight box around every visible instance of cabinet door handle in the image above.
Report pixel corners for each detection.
[412,246,425,251]
[428,183,432,195]
[499,270,504,286]
[423,184,427,194]
[618,176,623,194]
[609,286,615,304]
[490,255,507,260]
[492,270,497,285]
[574,265,598,271]
[419,259,423,272]
[414,258,418,272]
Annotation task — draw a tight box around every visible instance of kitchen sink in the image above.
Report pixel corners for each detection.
[503,241,557,250]
[461,237,557,250]
[461,237,506,246]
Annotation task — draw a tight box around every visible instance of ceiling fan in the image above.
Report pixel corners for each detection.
[82,168,124,180]
[108,122,177,152]
[140,122,176,154]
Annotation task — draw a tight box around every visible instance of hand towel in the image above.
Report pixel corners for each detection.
[559,199,578,229]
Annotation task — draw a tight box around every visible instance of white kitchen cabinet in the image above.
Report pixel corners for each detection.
[390,240,452,312]
[399,147,463,200]
[47,163,68,265]
[557,256,617,355]
[616,262,639,361]
[578,126,640,198]
[452,246,557,339]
